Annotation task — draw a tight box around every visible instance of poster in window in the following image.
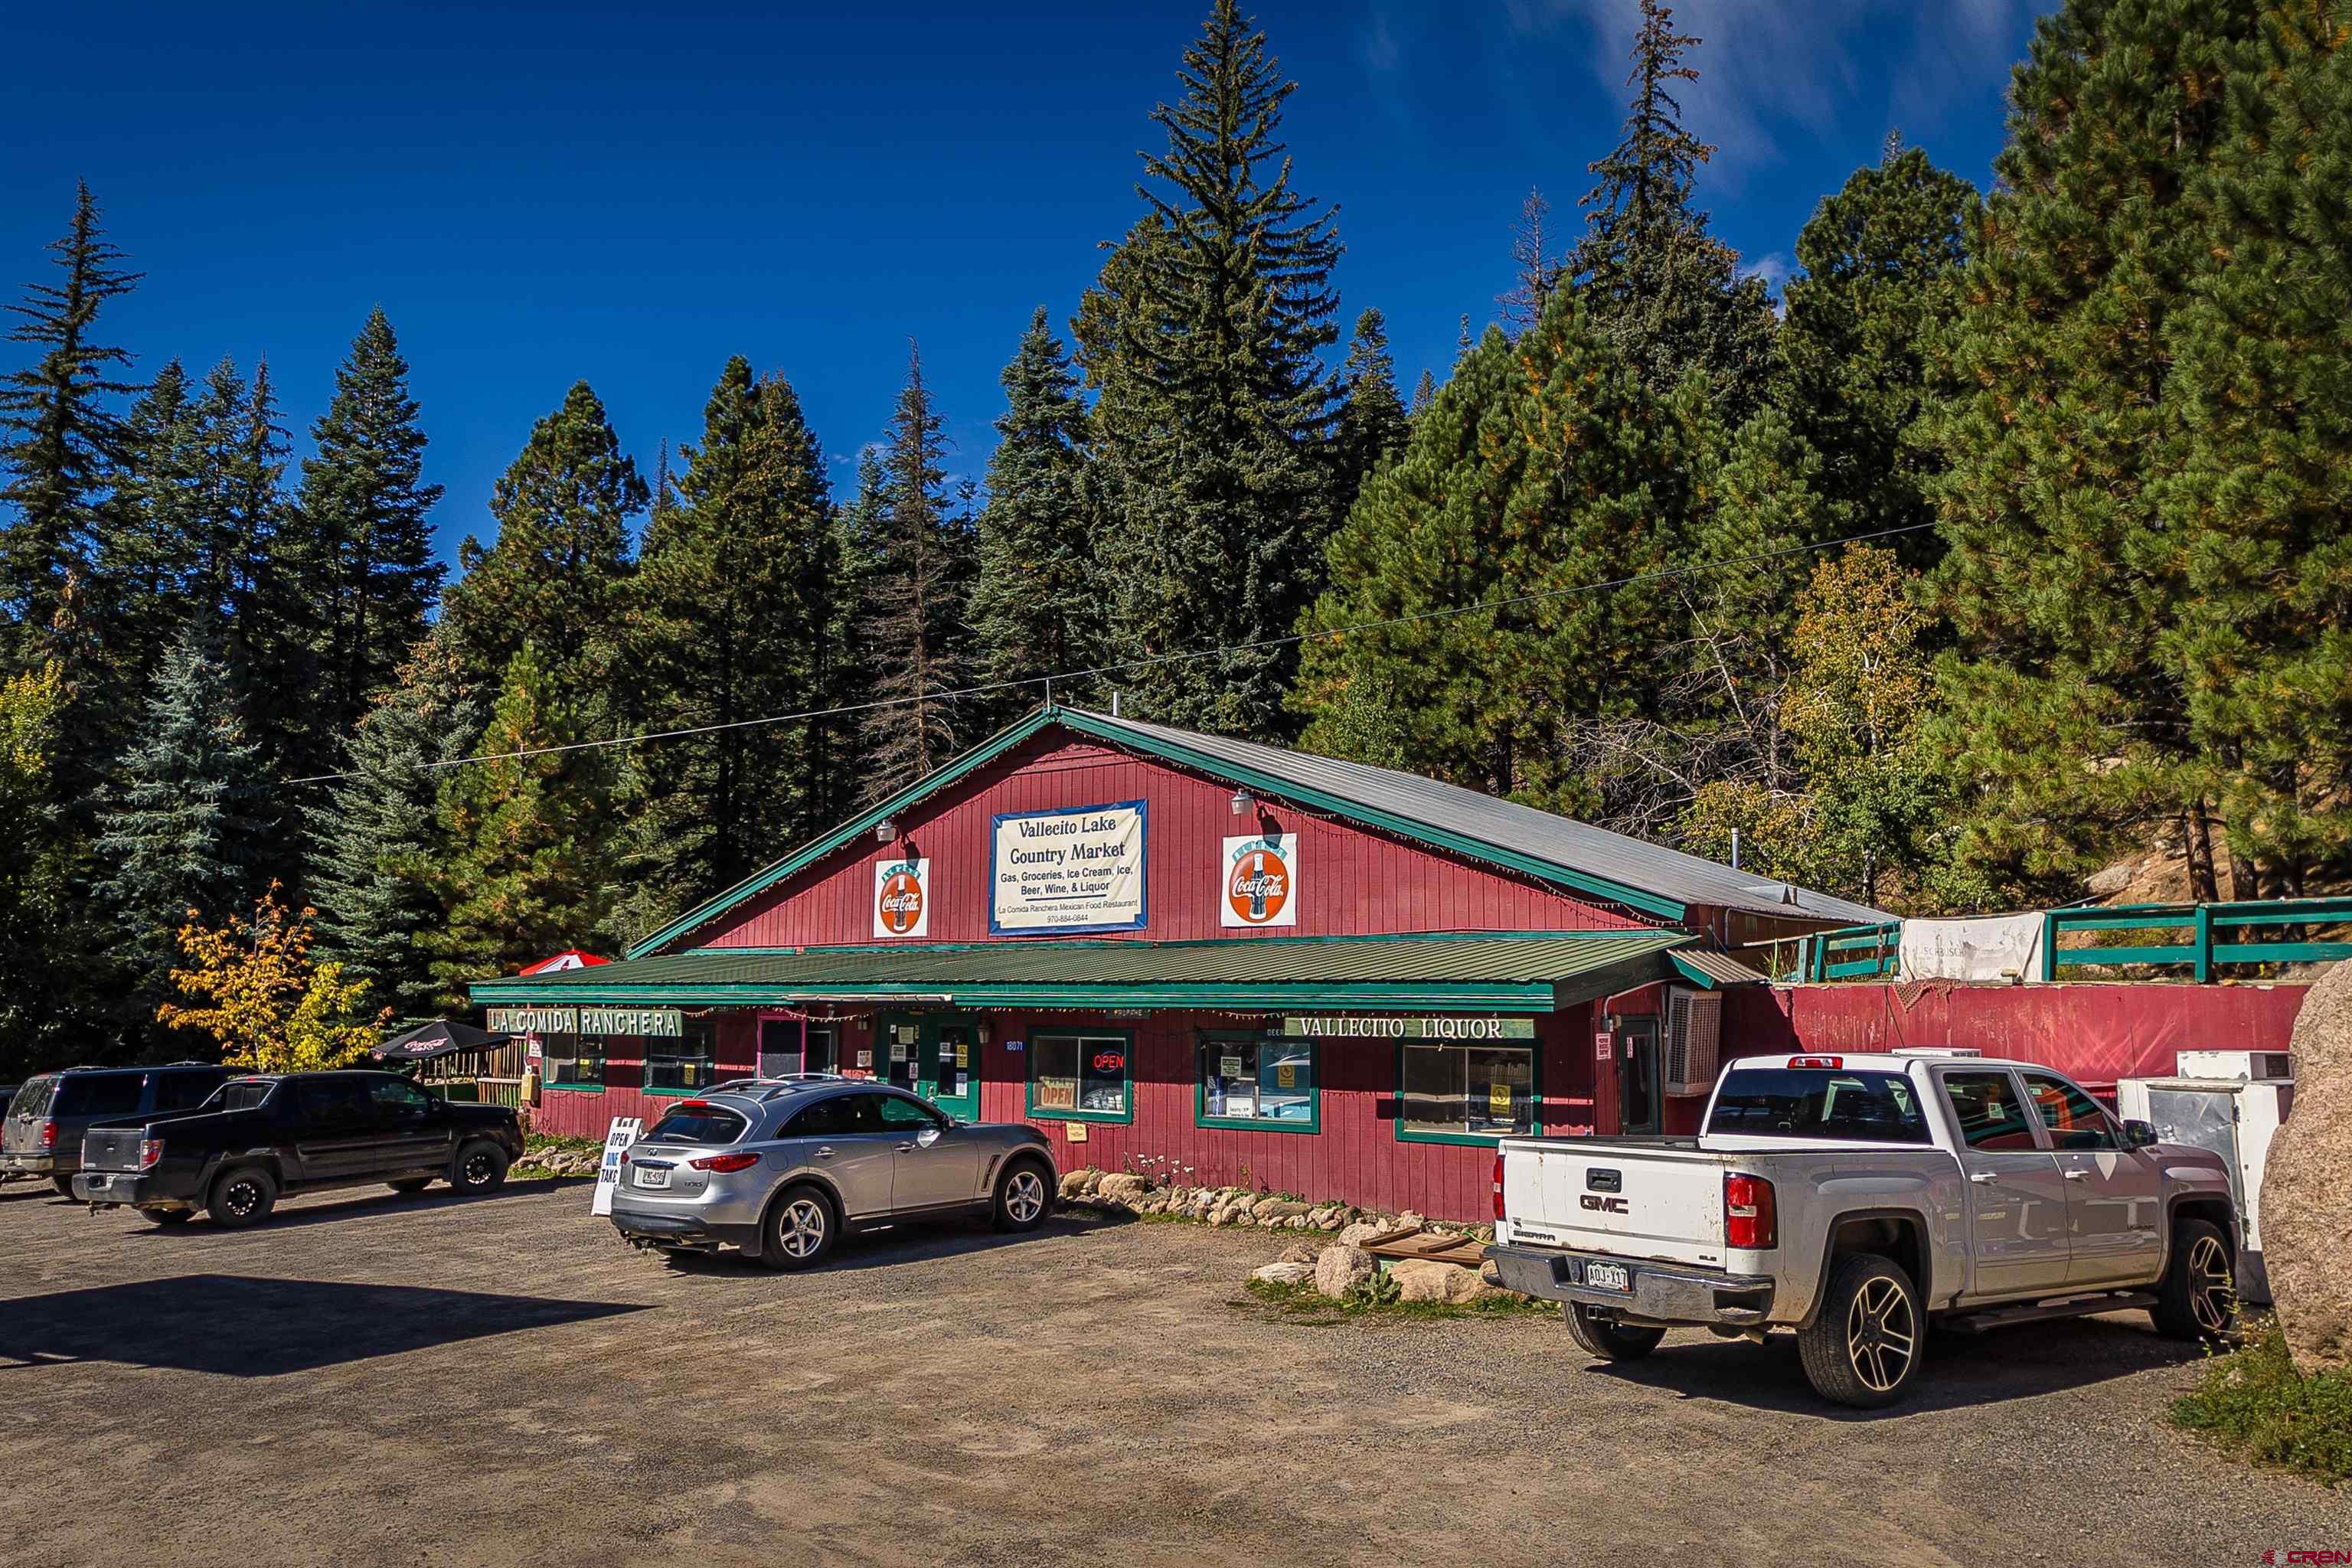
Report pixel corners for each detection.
[1220,834,1298,928]
[1489,1080,1513,1116]
[873,858,929,938]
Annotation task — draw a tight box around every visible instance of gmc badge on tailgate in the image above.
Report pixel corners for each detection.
[1579,1194,1629,1213]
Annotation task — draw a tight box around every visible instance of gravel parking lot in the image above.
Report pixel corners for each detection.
[0,1174,2341,1567]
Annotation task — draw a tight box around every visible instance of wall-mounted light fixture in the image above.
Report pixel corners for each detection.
[1230,788,1255,817]
[876,817,897,843]
[976,1021,992,1045]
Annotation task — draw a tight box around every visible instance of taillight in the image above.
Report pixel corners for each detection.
[1788,1055,1842,1070]
[38,1119,56,1148]
[691,1152,761,1173]
[1724,1172,1777,1250]
[139,1137,163,1171]
[1491,1151,1506,1222]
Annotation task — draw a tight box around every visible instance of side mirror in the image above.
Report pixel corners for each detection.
[2123,1119,2158,1149]
[916,1125,943,1147]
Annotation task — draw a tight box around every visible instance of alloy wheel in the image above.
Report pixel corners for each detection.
[1845,1276,1916,1394]
[223,1179,262,1218]
[782,1197,828,1259]
[462,1151,495,1187]
[1007,1169,1045,1223]
[2188,1234,2235,1334]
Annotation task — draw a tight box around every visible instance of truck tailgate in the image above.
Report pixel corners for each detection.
[1500,1138,1732,1268]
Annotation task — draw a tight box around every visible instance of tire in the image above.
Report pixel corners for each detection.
[760,1184,837,1271]
[206,1165,278,1230]
[138,1207,195,1226]
[1563,1302,1666,1361]
[2151,1217,2236,1343]
[450,1141,508,1194]
[51,1174,74,1197]
[1798,1253,1924,1409]
[387,1177,433,1194]
[991,1159,1053,1233]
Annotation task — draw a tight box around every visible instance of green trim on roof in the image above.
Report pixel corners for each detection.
[626,707,1692,959]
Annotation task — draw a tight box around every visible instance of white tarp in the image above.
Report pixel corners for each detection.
[1896,913,2046,983]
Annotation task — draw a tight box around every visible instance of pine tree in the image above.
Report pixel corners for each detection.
[297,307,446,745]
[1333,308,1409,516]
[83,358,204,764]
[1776,143,1977,560]
[94,624,273,1016]
[1926,0,2272,900]
[1498,186,1557,334]
[1410,368,1438,418]
[309,632,480,1024]
[631,356,838,903]
[441,381,645,706]
[812,447,886,825]
[421,643,614,1008]
[0,661,110,1076]
[220,357,333,795]
[856,343,975,795]
[0,181,142,669]
[1566,0,1776,422]
[969,308,1097,724]
[1077,0,1344,735]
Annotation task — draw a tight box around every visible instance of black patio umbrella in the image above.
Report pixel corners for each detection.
[372,1018,514,1063]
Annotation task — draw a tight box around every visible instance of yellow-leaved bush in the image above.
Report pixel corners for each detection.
[158,882,389,1070]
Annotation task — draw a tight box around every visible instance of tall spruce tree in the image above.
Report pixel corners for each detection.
[422,643,615,1008]
[298,307,446,744]
[969,308,1097,724]
[441,381,645,707]
[0,181,141,671]
[1566,0,1776,423]
[1498,186,1558,335]
[93,624,273,1019]
[1926,0,2272,900]
[856,344,975,796]
[1776,141,1977,561]
[1334,308,1409,516]
[309,632,480,1024]
[1077,0,1344,735]
[631,357,838,903]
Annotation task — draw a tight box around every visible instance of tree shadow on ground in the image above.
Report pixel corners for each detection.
[0,1273,648,1377]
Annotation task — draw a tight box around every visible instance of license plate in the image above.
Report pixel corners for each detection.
[633,1167,671,1189]
[1581,1261,1632,1292]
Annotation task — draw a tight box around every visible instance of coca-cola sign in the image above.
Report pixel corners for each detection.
[873,858,930,939]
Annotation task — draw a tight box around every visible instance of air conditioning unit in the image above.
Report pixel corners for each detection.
[2175,1050,2292,1082]
[1662,987,1723,1096]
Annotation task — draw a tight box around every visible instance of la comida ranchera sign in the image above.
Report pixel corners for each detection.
[1221,833,1298,927]
[1281,1014,1537,1041]
[990,801,1147,934]
[873,857,930,938]
[485,1006,684,1037]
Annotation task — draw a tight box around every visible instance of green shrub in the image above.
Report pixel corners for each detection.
[2171,1320,2352,1485]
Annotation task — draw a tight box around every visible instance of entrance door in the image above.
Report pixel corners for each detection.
[757,1017,803,1078]
[880,1017,983,1122]
[1618,1019,1662,1135]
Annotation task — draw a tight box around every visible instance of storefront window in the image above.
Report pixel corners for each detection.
[1197,1035,1318,1132]
[1027,1032,1132,1122]
[645,1018,717,1094]
[1397,1042,1537,1142]
[805,1024,838,1074]
[541,1033,606,1089]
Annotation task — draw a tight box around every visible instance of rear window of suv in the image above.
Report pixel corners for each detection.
[52,1072,145,1119]
[1707,1069,1931,1143]
[9,1077,57,1118]
[643,1105,750,1145]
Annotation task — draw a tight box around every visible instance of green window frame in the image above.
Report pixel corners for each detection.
[1024,1030,1135,1124]
[541,1033,606,1092]
[1195,1032,1319,1134]
[1393,1038,1541,1146]
[643,1018,718,1096]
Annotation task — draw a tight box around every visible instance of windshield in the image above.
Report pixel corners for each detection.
[204,1080,276,1113]
[1707,1069,1931,1144]
[643,1105,750,1145]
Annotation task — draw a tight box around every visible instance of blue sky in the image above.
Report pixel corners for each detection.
[1,2,2050,567]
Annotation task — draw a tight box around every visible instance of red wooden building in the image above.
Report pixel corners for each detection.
[468,706,1886,1219]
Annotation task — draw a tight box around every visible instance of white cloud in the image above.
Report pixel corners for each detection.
[1503,1,2039,174]
[1365,8,1401,73]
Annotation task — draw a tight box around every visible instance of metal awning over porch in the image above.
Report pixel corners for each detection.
[467,930,1699,1014]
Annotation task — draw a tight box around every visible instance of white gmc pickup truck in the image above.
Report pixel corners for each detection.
[1485,1049,2239,1407]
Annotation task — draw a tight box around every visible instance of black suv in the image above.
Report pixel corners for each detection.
[72,1070,525,1228]
[3,1064,237,1194]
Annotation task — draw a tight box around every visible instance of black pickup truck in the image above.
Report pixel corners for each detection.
[73,1069,524,1229]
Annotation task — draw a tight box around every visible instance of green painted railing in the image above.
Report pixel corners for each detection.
[2040,897,2352,982]
[1801,921,1903,982]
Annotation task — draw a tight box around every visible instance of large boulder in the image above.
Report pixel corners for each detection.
[1253,1260,1317,1287]
[1096,1173,1153,1202]
[1314,1243,1377,1299]
[1334,1220,1389,1249]
[2265,962,2352,1373]
[1059,1168,1103,1200]
[1390,1259,1494,1305]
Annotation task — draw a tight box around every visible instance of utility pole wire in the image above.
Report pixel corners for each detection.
[284,520,1938,785]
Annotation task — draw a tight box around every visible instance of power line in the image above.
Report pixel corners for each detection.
[286,520,1938,785]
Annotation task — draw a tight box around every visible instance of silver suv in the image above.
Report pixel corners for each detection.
[609,1078,1057,1269]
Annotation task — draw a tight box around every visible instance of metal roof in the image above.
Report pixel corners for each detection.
[1667,948,1779,989]
[474,931,1696,1014]
[1069,709,1895,926]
